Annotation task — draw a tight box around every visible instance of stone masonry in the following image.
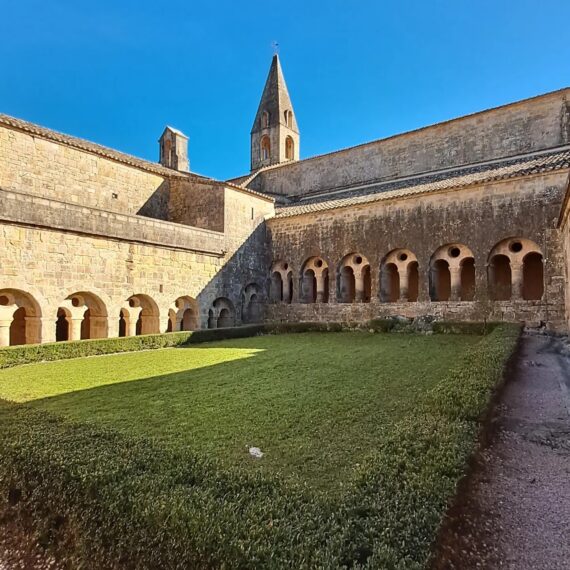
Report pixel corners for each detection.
[1,55,570,346]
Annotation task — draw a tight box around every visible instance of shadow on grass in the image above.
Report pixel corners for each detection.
[10,332,480,486]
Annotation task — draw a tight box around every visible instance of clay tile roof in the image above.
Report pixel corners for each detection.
[274,148,570,219]
[0,113,204,179]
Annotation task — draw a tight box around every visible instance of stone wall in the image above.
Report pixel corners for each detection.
[0,116,276,344]
[0,121,169,216]
[0,183,274,342]
[266,172,569,331]
[249,89,570,197]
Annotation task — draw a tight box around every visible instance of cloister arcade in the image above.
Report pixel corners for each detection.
[337,253,372,303]
[270,237,545,306]
[380,249,419,303]
[0,237,548,347]
[241,283,263,323]
[167,296,200,333]
[300,257,329,303]
[488,238,544,301]
[429,244,475,302]
[270,261,293,303]
[208,297,235,329]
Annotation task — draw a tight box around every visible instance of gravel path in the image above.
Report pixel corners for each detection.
[434,333,570,569]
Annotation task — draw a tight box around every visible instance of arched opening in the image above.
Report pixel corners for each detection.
[284,110,292,127]
[56,308,69,342]
[9,307,27,346]
[0,288,42,345]
[242,284,262,323]
[207,309,216,329]
[128,294,160,335]
[430,259,451,301]
[339,266,355,303]
[81,309,91,340]
[171,296,199,331]
[338,253,371,303]
[460,258,476,301]
[380,263,400,303]
[430,244,475,302]
[261,135,271,161]
[166,312,174,333]
[380,249,419,302]
[270,261,293,304]
[408,262,419,302]
[218,308,232,328]
[261,111,270,128]
[180,309,195,330]
[118,310,127,337]
[213,298,235,328]
[488,237,543,301]
[488,255,512,300]
[301,257,329,303]
[522,252,544,300]
[270,272,283,302]
[54,292,107,342]
[285,136,294,160]
[301,269,317,303]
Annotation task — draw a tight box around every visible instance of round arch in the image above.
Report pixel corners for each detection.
[337,253,371,303]
[0,288,42,346]
[301,257,329,303]
[128,294,160,335]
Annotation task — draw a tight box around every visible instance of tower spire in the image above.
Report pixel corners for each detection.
[250,54,300,171]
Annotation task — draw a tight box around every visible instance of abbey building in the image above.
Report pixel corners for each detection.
[1,54,570,346]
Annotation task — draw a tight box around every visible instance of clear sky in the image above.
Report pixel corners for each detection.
[1,1,569,180]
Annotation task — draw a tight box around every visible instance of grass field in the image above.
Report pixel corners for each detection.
[1,332,479,488]
[0,327,519,568]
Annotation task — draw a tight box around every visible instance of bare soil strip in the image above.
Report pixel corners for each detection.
[434,333,570,570]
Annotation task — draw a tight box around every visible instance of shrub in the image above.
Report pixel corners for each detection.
[0,326,269,370]
[431,321,502,335]
[0,332,194,369]
[0,325,520,568]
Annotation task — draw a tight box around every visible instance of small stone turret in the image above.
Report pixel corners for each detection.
[159,126,189,172]
[250,54,300,171]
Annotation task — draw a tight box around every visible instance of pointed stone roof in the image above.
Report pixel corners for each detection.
[251,55,299,134]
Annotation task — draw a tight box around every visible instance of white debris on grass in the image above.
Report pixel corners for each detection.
[248,446,264,459]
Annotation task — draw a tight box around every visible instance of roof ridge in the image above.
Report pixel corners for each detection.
[0,113,204,179]
[273,148,570,219]
[243,86,570,181]
[294,146,570,203]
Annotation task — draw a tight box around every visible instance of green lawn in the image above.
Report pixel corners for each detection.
[0,332,479,488]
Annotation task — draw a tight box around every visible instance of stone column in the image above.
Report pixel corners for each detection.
[316,273,326,303]
[450,266,462,301]
[511,263,524,300]
[68,317,84,341]
[282,273,291,304]
[355,273,364,303]
[125,307,142,337]
[399,267,409,301]
[0,305,17,347]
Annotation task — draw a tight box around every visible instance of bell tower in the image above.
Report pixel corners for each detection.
[250,54,300,171]
[159,126,189,172]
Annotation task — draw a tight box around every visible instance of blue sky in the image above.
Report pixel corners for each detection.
[1,1,569,180]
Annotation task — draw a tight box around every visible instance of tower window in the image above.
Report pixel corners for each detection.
[262,111,270,128]
[284,110,292,127]
[261,135,271,161]
[285,136,294,160]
